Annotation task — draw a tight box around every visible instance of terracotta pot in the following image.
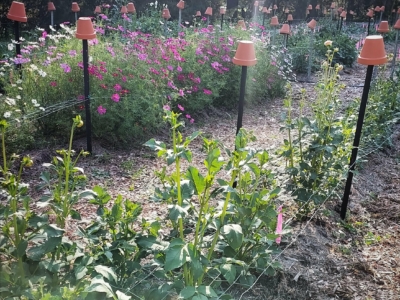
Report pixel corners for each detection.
[366,9,374,18]
[195,11,201,17]
[71,2,80,12]
[205,7,212,16]
[270,16,279,26]
[232,41,257,66]
[284,8,289,13]
[315,4,320,10]
[237,20,246,30]
[308,4,312,10]
[121,6,128,13]
[340,11,346,18]
[220,7,226,15]
[377,21,390,33]
[394,19,400,30]
[7,1,27,23]
[127,3,136,13]
[177,0,184,10]
[94,6,101,14]
[330,2,335,9]
[48,2,56,11]
[254,1,259,7]
[307,19,317,30]
[262,7,269,13]
[374,6,380,12]
[380,6,385,11]
[337,7,343,14]
[273,4,278,10]
[287,14,293,21]
[279,24,290,35]
[398,8,400,14]
[162,8,171,19]
[358,35,387,65]
[76,17,96,40]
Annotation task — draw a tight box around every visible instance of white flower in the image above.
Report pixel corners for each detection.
[19,37,25,42]
[18,87,23,90]
[324,40,333,47]
[39,107,45,111]
[37,27,44,31]
[30,64,38,71]
[8,44,14,51]
[49,25,56,32]
[11,84,16,87]
[6,98,16,105]
[16,95,21,100]
[38,70,47,77]
[3,112,11,118]
[16,79,22,84]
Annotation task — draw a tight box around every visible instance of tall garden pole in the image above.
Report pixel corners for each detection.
[379,6,384,23]
[339,11,346,31]
[121,6,128,32]
[220,6,226,30]
[254,1,259,19]
[162,8,171,35]
[307,19,317,82]
[232,41,257,136]
[48,2,55,27]
[76,18,97,154]
[390,19,400,79]
[177,1,184,32]
[330,3,335,21]
[72,2,80,23]
[270,16,279,45]
[341,36,387,220]
[7,1,27,73]
[205,7,212,27]
[280,24,290,48]
[127,3,136,31]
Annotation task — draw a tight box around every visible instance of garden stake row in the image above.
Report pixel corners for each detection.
[177,0,184,33]
[48,2,55,27]
[341,35,387,220]
[76,17,96,154]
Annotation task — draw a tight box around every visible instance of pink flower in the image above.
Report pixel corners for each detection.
[97,105,107,115]
[167,65,174,71]
[177,66,182,72]
[163,104,170,111]
[203,89,212,95]
[111,93,120,102]
[178,104,184,111]
[42,31,47,39]
[276,206,283,244]
[50,81,57,87]
[114,84,122,91]
[185,114,191,119]
[178,89,184,97]
[190,119,194,123]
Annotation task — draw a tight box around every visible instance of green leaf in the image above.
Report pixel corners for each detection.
[144,139,166,151]
[197,285,217,297]
[221,224,243,250]
[116,290,131,300]
[179,286,196,299]
[75,265,88,280]
[220,264,236,285]
[94,265,117,283]
[16,240,28,257]
[28,215,48,228]
[70,209,81,220]
[42,224,64,238]
[165,240,187,271]
[186,166,206,195]
[192,295,207,300]
[168,205,188,222]
[27,236,62,261]
[85,275,115,297]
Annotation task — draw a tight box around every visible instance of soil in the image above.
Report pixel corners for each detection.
[13,62,400,299]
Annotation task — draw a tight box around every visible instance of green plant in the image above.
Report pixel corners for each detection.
[142,108,282,298]
[39,115,90,228]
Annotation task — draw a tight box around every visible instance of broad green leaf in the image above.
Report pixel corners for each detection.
[192,295,207,300]
[75,265,88,280]
[179,286,196,299]
[27,236,62,261]
[221,224,243,250]
[220,264,236,285]
[70,209,81,220]
[85,275,115,297]
[197,285,217,297]
[186,166,206,195]
[28,214,48,228]
[42,224,64,238]
[165,241,187,272]
[149,221,161,236]
[144,139,166,151]
[168,205,188,222]
[16,240,28,257]
[116,290,131,300]
[94,265,117,283]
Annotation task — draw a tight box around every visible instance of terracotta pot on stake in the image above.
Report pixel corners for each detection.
[254,1,259,18]
[390,19,400,78]
[366,9,374,35]
[232,41,257,136]
[270,16,279,44]
[315,4,320,17]
[330,2,335,20]
[307,19,317,82]
[72,2,80,23]
[279,23,290,47]
[220,6,226,30]
[379,6,385,23]
[341,35,387,220]
[287,14,293,26]
[121,6,128,31]
[162,8,171,34]
[262,7,269,26]
[273,4,278,16]
[7,1,27,73]
[177,1,184,32]
[48,2,56,27]
[75,17,97,154]
[373,6,380,26]
[205,7,212,26]
[127,3,136,31]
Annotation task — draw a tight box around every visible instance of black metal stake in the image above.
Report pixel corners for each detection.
[390,30,399,79]
[82,39,92,154]
[367,17,371,35]
[340,65,374,220]
[221,14,224,30]
[339,16,343,31]
[14,21,21,74]
[236,66,247,135]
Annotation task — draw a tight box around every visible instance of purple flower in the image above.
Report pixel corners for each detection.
[178,89,184,97]
[177,66,182,72]
[163,104,170,111]
[167,65,174,71]
[185,114,191,119]
[190,119,194,123]
[138,53,147,61]
[203,89,212,95]
[178,104,184,111]
[111,93,120,102]
[60,63,71,73]
[167,81,177,90]
[69,50,77,57]
[97,105,107,115]
[114,84,122,91]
